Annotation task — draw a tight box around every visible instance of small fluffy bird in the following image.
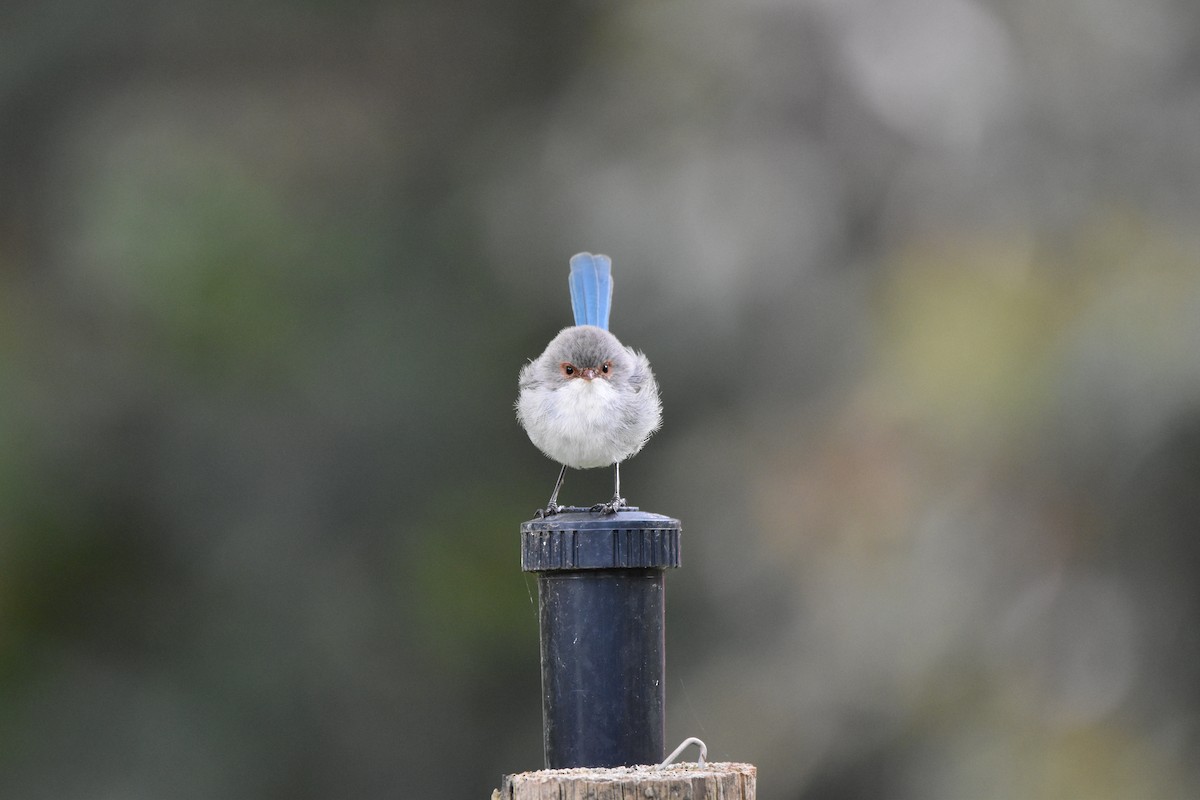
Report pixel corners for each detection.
[516,253,662,515]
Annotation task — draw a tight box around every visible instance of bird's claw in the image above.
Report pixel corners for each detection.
[535,504,564,518]
[590,497,628,515]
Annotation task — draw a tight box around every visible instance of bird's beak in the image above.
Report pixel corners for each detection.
[581,367,597,380]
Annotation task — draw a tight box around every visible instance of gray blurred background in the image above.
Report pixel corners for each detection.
[3,1,1200,798]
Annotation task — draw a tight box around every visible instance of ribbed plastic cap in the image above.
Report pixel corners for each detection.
[521,510,682,572]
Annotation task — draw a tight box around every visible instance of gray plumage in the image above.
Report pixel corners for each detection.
[517,325,661,470]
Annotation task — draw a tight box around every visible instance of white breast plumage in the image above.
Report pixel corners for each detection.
[519,379,627,469]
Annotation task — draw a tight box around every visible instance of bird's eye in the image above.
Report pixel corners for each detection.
[560,362,575,377]
[601,361,611,374]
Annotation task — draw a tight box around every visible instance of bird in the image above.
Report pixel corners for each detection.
[516,252,662,516]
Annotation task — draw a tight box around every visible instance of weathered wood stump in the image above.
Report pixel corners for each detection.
[493,762,756,800]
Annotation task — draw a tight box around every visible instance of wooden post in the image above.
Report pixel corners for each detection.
[493,763,756,800]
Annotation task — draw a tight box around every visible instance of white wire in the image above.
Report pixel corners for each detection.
[660,737,707,767]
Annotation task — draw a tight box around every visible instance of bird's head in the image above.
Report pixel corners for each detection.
[541,325,631,386]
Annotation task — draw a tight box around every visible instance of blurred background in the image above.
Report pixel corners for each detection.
[2,0,1199,797]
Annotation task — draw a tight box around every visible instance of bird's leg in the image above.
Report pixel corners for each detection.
[613,461,624,508]
[592,462,629,515]
[536,464,569,517]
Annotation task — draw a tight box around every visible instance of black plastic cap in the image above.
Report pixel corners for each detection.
[521,510,682,572]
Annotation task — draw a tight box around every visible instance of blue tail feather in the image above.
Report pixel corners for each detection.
[568,252,613,330]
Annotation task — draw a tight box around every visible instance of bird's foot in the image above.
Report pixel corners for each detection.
[590,496,629,515]
[535,504,565,518]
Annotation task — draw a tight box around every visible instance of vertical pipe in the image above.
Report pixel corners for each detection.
[521,511,682,769]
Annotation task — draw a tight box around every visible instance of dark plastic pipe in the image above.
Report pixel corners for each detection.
[521,510,682,768]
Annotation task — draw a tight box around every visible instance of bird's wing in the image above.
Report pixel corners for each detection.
[568,252,613,330]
